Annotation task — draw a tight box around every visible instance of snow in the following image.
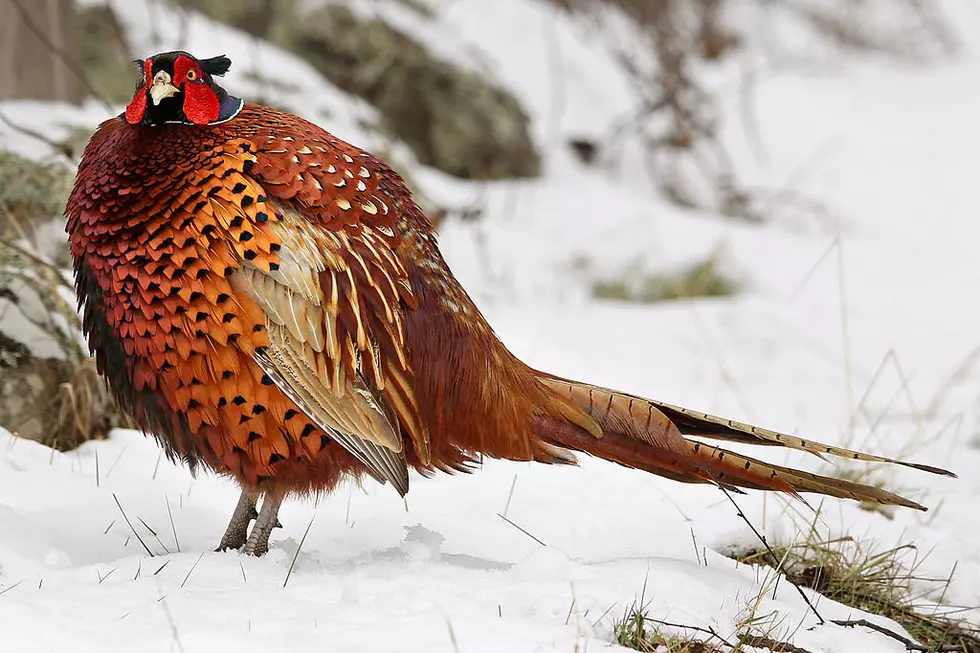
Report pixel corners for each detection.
[1,0,978,650]
[0,430,938,653]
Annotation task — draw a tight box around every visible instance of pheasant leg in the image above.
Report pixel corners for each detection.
[241,494,283,557]
[216,489,259,552]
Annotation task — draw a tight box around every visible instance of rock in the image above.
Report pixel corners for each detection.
[172,0,295,41]
[0,334,117,450]
[0,149,129,451]
[0,150,74,264]
[0,151,73,230]
[283,5,540,180]
[78,4,136,104]
[170,1,540,179]
[0,256,129,451]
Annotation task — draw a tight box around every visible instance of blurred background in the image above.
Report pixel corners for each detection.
[1,0,979,645]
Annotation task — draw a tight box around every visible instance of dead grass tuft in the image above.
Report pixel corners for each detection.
[614,602,727,653]
[592,254,738,304]
[733,536,980,653]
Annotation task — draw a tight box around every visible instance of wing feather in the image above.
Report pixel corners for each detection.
[228,196,429,493]
[254,342,409,494]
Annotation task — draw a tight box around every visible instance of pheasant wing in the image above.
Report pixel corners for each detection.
[192,123,434,492]
[228,198,418,494]
[252,331,409,493]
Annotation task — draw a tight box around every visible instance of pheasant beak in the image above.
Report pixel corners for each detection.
[149,70,180,106]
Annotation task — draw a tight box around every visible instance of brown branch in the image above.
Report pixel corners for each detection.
[645,617,737,650]
[7,0,113,110]
[738,632,815,653]
[832,619,970,653]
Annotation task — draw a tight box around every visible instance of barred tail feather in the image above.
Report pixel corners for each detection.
[533,374,954,511]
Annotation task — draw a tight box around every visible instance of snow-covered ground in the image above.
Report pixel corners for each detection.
[1,0,978,651]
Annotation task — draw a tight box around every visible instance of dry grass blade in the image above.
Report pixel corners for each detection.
[112,494,154,557]
[0,581,24,597]
[166,496,181,553]
[97,567,117,584]
[138,516,171,554]
[496,513,547,547]
[612,570,737,652]
[283,511,316,589]
[180,552,205,589]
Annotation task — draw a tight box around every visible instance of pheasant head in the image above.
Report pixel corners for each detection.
[125,51,243,127]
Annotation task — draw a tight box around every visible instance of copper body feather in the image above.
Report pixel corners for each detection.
[68,99,953,547]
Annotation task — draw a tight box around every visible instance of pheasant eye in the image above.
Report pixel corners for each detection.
[187,69,198,81]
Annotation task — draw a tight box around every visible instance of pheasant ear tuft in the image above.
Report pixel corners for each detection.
[199,55,232,77]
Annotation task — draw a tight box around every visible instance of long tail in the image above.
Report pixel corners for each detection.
[532,373,955,511]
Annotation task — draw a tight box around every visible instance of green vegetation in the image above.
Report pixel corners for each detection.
[592,254,738,304]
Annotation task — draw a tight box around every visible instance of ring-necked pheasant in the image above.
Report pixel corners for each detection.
[66,52,954,556]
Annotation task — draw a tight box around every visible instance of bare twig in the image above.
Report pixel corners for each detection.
[832,618,968,653]
[738,632,815,653]
[713,482,825,625]
[645,617,737,650]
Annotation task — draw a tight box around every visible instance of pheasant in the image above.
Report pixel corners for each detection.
[67,52,953,556]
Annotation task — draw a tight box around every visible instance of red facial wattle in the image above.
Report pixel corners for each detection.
[124,59,154,124]
[174,55,220,125]
[181,82,220,125]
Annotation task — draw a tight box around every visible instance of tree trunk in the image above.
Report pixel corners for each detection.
[0,0,82,103]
